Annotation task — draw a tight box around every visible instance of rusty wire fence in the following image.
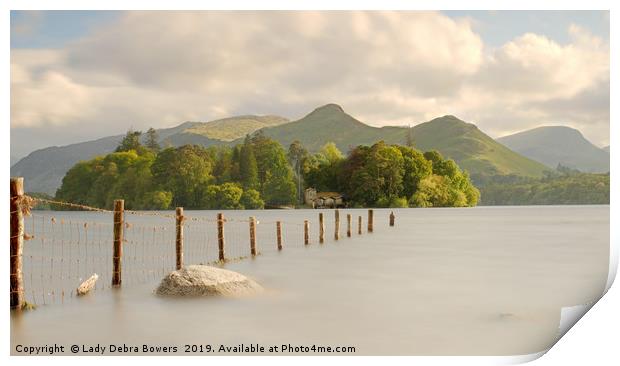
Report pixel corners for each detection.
[13,191,389,308]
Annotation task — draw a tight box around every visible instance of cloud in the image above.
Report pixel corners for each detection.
[10,11,610,150]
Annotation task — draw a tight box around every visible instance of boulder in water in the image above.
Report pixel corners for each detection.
[155,265,263,297]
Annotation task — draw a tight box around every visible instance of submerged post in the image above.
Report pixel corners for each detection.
[304,220,309,245]
[358,216,362,235]
[112,199,124,287]
[368,209,374,233]
[347,214,352,237]
[276,221,283,250]
[217,213,225,261]
[389,211,395,227]
[10,177,24,309]
[319,212,325,243]
[334,209,340,240]
[175,207,184,270]
[250,216,257,256]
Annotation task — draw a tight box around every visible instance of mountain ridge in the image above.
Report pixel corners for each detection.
[498,125,609,173]
[12,104,559,194]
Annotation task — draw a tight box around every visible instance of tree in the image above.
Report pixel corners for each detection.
[199,183,244,209]
[151,145,214,208]
[212,146,234,184]
[239,136,259,190]
[405,126,414,147]
[116,129,143,152]
[304,142,345,192]
[249,134,297,206]
[346,142,404,206]
[240,189,265,209]
[398,146,432,198]
[145,127,161,151]
[288,140,308,204]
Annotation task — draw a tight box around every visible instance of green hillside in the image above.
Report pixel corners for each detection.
[254,104,407,152]
[185,115,289,141]
[254,104,548,178]
[412,116,549,177]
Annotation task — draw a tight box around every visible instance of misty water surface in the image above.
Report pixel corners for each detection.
[11,206,609,355]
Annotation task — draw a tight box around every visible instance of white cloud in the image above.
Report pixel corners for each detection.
[10,11,610,148]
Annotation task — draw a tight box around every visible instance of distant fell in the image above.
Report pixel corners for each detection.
[253,103,408,152]
[411,115,549,177]
[12,115,288,194]
[498,126,610,173]
[256,106,548,178]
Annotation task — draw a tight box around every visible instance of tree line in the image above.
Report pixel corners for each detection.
[477,165,610,205]
[55,128,480,210]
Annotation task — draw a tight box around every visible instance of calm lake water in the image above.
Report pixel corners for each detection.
[11,206,609,356]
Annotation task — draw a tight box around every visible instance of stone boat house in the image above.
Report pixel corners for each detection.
[304,188,345,208]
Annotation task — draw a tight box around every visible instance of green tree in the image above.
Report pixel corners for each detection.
[199,183,244,209]
[212,146,234,184]
[141,190,173,210]
[240,189,265,209]
[398,146,432,198]
[151,145,214,208]
[116,129,143,152]
[250,134,297,206]
[145,127,161,151]
[288,140,308,204]
[239,136,259,190]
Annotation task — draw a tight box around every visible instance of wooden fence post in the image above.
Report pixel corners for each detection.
[249,216,257,256]
[217,213,225,261]
[10,177,24,309]
[319,212,325,243]
[276,221,283,250]
[304,220,309,245]
[347,214,352,237]
[112,199,124,287]
[389,211,395,227]
[175,207,184,270]
[358,216,362,235]
[334,209,340,240]
[368,209,374,233]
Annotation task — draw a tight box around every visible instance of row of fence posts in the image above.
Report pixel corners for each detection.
[10,177,396,310]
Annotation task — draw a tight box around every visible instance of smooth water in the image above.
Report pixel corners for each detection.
[11,206,609,356]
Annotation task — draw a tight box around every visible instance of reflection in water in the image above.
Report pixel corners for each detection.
[11,206,609,356]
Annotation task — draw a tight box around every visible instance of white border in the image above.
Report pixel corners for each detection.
[2,1,617,365]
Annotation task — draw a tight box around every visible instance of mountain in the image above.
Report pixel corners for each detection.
[251,104,408,151]
[10,156,22,167]
[11,116,288,194]
[411,116,548,177]
[497,126,610,173]
[253,104,548,178]
[11,103,551,195]
[11,135,121,195]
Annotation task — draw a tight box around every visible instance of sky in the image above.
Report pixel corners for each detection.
[10,10,610,159]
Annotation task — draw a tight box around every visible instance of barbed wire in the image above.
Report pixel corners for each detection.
[15,194,386,307]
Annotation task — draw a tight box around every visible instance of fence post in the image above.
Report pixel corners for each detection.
[112,199,124,287]
[304,220,309,245]
[334,209,340,240]
[276,221,283,250]
[368,209,374,233]
[358,215,362,235]
[217,213,225,261]
[389,211,395,227]
[175,207,184,270]
[319,212,325,243]
[347,214,352,237]
[249,216,257,256]
[10,177,24,309]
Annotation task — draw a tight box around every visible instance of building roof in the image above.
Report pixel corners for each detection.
[316,192,342,199]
